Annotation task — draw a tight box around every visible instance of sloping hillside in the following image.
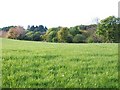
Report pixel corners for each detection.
[1,38,118,88]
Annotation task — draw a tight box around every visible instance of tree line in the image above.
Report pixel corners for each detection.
[0,16,120,43]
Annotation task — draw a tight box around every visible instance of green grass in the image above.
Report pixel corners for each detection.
[1,38,118,88]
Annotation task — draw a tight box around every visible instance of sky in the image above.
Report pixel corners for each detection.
[0,0,119,28]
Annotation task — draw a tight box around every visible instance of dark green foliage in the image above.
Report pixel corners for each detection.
[74,24,97,30]
[27,25,47,32]
[38,25,47,32]
[97,16,120,43]
[66,34,73,43]
[45,27,74,43]
[24,31,42,41]
[1,26,16,31]
[29,25,35,31]
[73,34,86,43]
[69,26,81,36]
[79,25,86,30]
[33,32,42,41]
[24,31,34,40]
[17,33,26,40]
[118,23,120,42]
[1,16,119,43]
[43,25,97,43]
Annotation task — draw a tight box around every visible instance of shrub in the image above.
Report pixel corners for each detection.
[69,27,81,36]
[87,33,104,43]
[73,34,86,43]
[66,34,73,43]
[52,37,58,42]
[33,32,41,41]
[57,27,69,43]
[46,31,57,42]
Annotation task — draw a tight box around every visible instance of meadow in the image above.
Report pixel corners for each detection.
[1,38,118,88]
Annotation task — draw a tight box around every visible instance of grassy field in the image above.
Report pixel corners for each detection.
[1,38,118,88]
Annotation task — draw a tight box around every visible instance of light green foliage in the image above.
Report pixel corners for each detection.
[46,31,56,42]
[2,38,118,88]
[44,28,59,42]
[57,27,69,42]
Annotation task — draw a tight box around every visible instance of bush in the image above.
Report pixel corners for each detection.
[66,34,73,43]
[52,37,58,42]
[46,31,57,42]
[69,27,81,36]
[73,34,86,43]
[24,31,34,40]
[24,31,42,41]
[33,32,41,41]
[87,33,104,43]
[57,27,69,43]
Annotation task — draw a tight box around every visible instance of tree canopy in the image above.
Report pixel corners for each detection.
[1,16,119,43]
[97,16,120,43]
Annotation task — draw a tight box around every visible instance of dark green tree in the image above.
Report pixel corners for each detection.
[96,16,120,43]
[73,34,86,43]
[69,26,81,36]
[66,34,73,43]
[33,32,42,41]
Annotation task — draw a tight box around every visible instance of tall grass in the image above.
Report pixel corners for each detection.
[1,38,118,88]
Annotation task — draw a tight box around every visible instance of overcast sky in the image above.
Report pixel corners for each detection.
[0,0,119,28]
